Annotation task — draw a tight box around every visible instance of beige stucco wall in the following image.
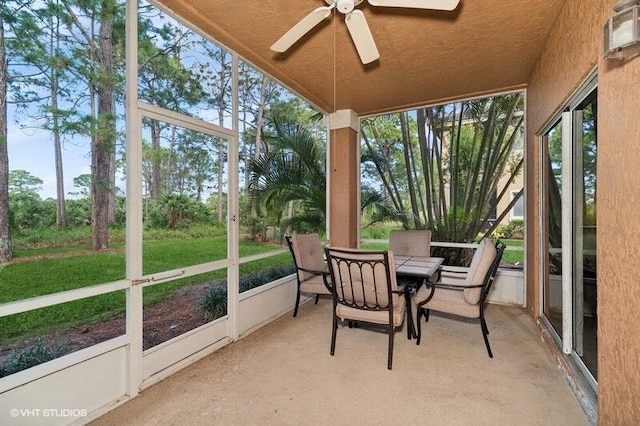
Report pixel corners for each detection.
[526,0,640,422]
[597,46,640,426]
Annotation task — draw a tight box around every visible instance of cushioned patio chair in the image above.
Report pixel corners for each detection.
[389,229,432,338]
[413,238,506,357]
[325,247,406,370]
[286,233,332,317]
[389,229,432,257]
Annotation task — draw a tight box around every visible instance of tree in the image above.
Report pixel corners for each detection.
[70,173,92,197]
[197,47,231,222]
[249,116,327,235]
[8,169,43,195]
[137,11,206,199]
[9,1,72,229]
[0,0,11,262]
[362,93,525,263]
[89,0,118,250]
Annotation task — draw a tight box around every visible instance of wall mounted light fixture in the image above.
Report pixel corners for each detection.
[604,0,640,59]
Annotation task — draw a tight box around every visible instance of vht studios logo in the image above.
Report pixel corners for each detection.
[10,408,88,418]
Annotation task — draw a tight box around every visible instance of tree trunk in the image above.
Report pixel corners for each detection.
[250,77,267,218]
[92,0,116,250]
[108,146,116,222]
[48,8,67,229]
[0,11,12,263]
[399,111,421,229]
[150,120,161,199]
[216,55,229,223]
[51,61,67,229]
[165,125,176,194]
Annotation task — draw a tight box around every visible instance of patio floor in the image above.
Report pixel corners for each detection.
[92,300,589,425]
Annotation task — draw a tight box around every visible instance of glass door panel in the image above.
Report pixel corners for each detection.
[574,93,598,378]
[543,121,564,337]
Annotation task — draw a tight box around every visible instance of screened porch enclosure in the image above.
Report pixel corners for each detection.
[2,0,639,424]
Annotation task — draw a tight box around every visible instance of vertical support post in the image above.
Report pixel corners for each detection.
[228,53,240,340]
[124,0,143,397]
[328,109,360,248]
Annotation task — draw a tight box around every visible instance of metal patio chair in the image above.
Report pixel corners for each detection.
[413,238,506,357]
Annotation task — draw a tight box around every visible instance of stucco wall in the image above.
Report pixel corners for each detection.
[597,49,640,425]
[329,127,359,248]
[526,0,640,422]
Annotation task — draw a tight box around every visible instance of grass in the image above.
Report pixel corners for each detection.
[500,239,524,265]
[0,234,291,344]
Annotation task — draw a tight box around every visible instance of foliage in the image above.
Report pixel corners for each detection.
[361,93,525,264]
[243,215,266,241]
[8,170,43,195]
[197,263,296,318]
[239,263,296,292]
[495,219,524,239]
[198,285,228,319]
[0,338,67,378]
[249,115,327,234]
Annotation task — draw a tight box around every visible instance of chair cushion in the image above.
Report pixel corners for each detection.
[336,296,406,327]
[291,233,327,281]
[389,230,432,257]
[463,239,497,304]
[416,286,480,319]
[300,274,331,295]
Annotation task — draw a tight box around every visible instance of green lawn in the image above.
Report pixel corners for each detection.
[0,237,291,344]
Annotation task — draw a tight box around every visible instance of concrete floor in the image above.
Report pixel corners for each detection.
[92,301,589,425]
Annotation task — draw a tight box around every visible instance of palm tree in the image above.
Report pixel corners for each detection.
[249,116,327,235]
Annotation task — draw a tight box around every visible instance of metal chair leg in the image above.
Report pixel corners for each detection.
[330,313,338,356]
[293,289,301,317]
[416,307,423,346]
[481,317,493,358]
[387,327,394,370]
[314,294,320,304]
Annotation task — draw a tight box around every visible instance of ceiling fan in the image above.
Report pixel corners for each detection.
[270,0,461,65]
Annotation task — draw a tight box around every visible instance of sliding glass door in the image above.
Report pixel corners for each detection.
[541,76,597,382]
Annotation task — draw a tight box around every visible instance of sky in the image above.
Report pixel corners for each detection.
[7,104,93,200]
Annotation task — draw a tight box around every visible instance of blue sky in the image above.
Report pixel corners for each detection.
[7,104,93,199]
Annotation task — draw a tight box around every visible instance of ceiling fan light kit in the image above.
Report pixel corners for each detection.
[271,0,461,64]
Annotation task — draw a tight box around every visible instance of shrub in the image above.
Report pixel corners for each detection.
[242,215,266,241]
[0,338,67,378]
[197,264,297,317]
[495,219,524,239]
[239,264,296,292]
[198,285,228,319]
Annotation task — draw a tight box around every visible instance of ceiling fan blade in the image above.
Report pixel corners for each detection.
[345,10,380,65]
[271,6,333,52]
[368,0,460,11]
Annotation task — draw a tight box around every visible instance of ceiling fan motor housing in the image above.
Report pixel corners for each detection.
[330,0,364,14]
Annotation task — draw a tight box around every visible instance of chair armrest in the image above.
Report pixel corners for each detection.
[440,265,469,274]
[428,281,483,291]
[296,266,332,292]
[297,266,329,276]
